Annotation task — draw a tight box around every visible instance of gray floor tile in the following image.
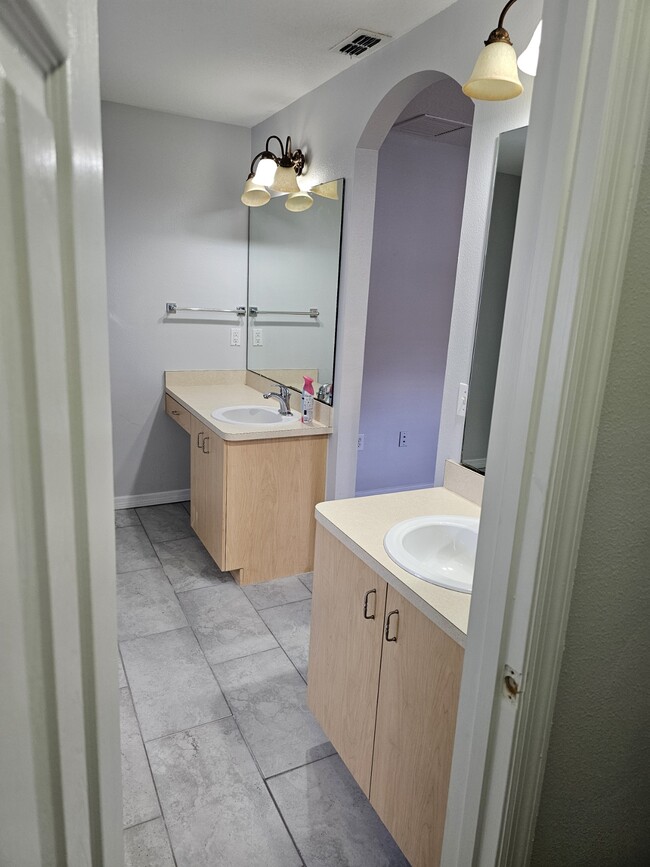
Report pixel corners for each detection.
[121,627,230,742]
[260,599,312,681]
[117,567,188,641]
[123,818,174,867]
[147,718,302,867]
[116,526,158,574]
[136,503,193,544]
[153,536,231,593]
[268,754,410,867]
[213,648,334,778]
[120,687,159,829]
[118,653,127,689]
[181,500,191,514]
[298,572,314,593]
[116,509,140,529]
[178,582,278,665]
[242,575,312,610]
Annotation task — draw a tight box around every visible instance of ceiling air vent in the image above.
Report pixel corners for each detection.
[330,29,391,60]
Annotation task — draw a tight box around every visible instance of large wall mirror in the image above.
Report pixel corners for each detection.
[247,179,345,404]
[461,126,527,473]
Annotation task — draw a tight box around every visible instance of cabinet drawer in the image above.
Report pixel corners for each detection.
[165,394,191,432]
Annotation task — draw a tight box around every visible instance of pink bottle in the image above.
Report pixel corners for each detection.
[301,376,314,424]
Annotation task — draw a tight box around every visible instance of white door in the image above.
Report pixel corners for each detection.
[442,1,650,864]
[0,1,122,865]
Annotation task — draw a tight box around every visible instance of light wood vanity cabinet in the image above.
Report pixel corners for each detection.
[164,393,191,432]
[168,396,327,584]
[308,527,387,795]
[189,415,226,567]
[308,525,464,867]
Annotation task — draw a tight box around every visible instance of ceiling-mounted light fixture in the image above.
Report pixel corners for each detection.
[241,135,313,211]
[462,0,524,101]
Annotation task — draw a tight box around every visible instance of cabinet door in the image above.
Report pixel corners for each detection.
[190,416,226,567]
[371,587,464,867]
[307,526,387,796]
[224,436,327,582]
[189,415,206,540]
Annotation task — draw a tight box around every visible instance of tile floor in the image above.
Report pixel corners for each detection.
[117,502,409,867]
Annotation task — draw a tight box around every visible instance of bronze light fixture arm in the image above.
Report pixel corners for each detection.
[246,136,306,179]
[486,0,518,46]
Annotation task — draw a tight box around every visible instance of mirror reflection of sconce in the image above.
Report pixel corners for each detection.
[241,135,314,212]
[463,0,524,101]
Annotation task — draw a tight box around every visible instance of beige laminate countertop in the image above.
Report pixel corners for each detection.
[165,377,332,442]
[316,487,480,647]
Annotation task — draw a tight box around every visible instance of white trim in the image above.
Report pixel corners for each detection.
[442,1,650,865]
[114,488,191,510]
[0,0,122,860]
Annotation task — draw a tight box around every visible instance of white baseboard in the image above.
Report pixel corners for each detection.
[355,481,433,498]
[114,489,190,510]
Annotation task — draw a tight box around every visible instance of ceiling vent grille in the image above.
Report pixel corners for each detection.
[330,29,391,60]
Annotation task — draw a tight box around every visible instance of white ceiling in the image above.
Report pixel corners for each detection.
[98,0,458,128]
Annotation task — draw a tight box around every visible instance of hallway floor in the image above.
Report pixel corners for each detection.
[117,502,408,866]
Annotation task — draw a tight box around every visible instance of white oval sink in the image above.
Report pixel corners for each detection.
[211,405,299,426]
[384,515,480,593]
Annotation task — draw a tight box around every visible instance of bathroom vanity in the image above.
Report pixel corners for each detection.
[308,472,481,867]
[164,370,331,585]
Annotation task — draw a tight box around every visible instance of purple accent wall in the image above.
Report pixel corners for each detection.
[356,130,470,495]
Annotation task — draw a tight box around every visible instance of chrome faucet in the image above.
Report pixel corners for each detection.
[263,385,292,415]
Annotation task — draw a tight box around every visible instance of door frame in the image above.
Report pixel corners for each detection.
[442,1,650,864]
[0,0,122,863]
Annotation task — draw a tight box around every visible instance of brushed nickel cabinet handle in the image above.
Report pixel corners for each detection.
[197,432,204,448]
[171,409,180,415]
[202,436,210,454]
[363,588,376,620]
[385,609,399,642]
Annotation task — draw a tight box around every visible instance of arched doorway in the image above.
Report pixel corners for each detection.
[332,71,474,498]
[356,76,474,496]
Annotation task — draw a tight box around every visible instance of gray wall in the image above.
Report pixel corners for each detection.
[251,0,542,497]
[356,130,469,495]
[530,127,650,865]
[102,102,250,501]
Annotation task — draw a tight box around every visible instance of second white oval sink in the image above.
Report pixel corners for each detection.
[384,515,480,593]
[211,405,299,425]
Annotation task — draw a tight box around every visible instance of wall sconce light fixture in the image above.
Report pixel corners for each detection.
[241,135,314,212]
[517,20,542,77]
[462,0,524,101]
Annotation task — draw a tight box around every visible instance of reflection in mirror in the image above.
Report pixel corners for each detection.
[461,126,527,473]
[247,179,345,404]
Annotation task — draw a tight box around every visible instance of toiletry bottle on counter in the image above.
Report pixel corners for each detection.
[301,376,314,425]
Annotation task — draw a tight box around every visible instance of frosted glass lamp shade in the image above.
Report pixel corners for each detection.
[463,41,523,101]
[518,21,542,77]
[285,191,314,212]
[241,177,271,207]
[270,165,300,194]
[253,157,277,187]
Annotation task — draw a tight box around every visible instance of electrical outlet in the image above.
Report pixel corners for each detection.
[457,382,469,417]
[230,327,241,347]
[398,431,408,447]
[252,328,263,346]
[357,434,365,451]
